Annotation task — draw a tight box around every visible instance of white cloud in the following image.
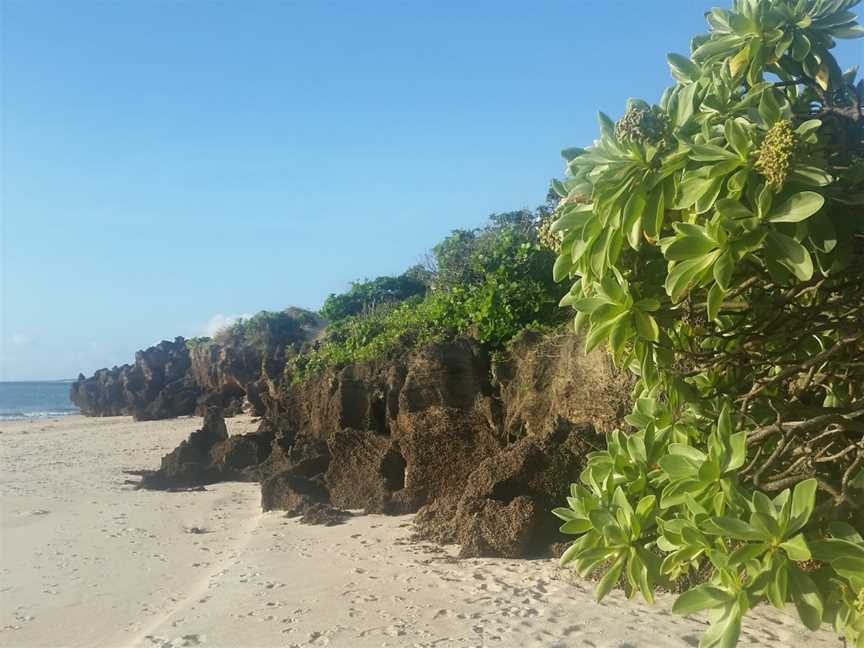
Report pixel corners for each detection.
[10,333,33,345]
[203,313,252,337]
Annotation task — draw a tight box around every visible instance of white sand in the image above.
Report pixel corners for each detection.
[0,415,843,648]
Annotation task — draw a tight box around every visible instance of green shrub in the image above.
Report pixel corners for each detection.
[320,274,428,322]
[551,1,864,646]
[290,295,453,381]
[290,209,569,381]
[215,309,320,353]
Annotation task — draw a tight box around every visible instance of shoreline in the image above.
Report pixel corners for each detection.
[0,415,843,647]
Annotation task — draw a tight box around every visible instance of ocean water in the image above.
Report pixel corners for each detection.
[0,381,80,421]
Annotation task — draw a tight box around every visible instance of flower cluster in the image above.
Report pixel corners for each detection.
[755,119,794,187]
[615,104,671,148]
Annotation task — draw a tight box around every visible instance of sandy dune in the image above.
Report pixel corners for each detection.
[0,415,844,648]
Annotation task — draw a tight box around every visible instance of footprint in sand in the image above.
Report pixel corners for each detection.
[19,509,50,517]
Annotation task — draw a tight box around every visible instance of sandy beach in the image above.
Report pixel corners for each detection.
[0,415,844,648]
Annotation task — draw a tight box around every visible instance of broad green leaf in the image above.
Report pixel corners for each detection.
[717,404,732,439]
[833,24,864,38]
[729,542,768,566]
[780,534,812,561]
[551,178,568,198]
[789,478,817,534]
[665,236,719,261]
[703,516,768,541]
[725,119,749,158]
[624,192,646,250]
[659,454,699,479]
[789,566,824,631]
[810,540,864,562]
[661,479,708,508]
[712,250,734,291]
[552,507,579,521]
[561,147,586,161]
[707,283,725,321]
[667,53,701,83]
[595,553,626,602]
[643,189,666,240]
[758,89,782,125]
[635,495,656,521]
[665,252,719,302]
[633,310,659,342]
[669,444,707,462]
[727,432,747,471]
[696,176,725,214]
[832,556,864,580]
[768,559,789,608]
[571,297,607,313]
[673,82,699,127]
[553,253,573,282]
[634,297,660,312]
[585,312,626,353]
[551,206,593,232]
[675,174,716,210]
[715,198,754,220]
[789,166,833,187]
[692,34,741,62]
[671,585,729,615]
[598,111,616,138]
[692,144,738,161]
[560,518,594,534]
[559,542,582,567]
[829,522,864,544]
[767,192,825,223]
[766,232,814,281]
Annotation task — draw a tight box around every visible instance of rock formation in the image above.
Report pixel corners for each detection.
[70,337,199,420]
[413,418,603,557]
[138,407,230,488]
[70,309,325,420]
[139,407,274,489]
[139,330,630,557]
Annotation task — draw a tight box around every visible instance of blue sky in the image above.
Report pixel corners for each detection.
[1,1,860,380]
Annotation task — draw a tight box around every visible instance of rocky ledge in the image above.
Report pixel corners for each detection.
[137,330,632,558]
[70,309,324,421]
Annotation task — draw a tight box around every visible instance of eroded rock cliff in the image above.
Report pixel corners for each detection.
[70,337,199,420]
[139,330,631,557]
[70,309,324,420]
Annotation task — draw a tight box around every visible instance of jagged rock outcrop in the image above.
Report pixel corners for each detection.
[71,308,326,420]
[139,407,229,488]
[139,408,274,489]
[188,343,265,416]
[492,329,634,438]
[260,472,329,513]
[413,419,602,557]
[70,337,200,420]
[71,368,129,417]
[261,339,506,512]
[138,329,630,557]
[250,332,628,556]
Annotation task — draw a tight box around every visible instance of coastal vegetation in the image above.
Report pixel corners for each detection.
[65,1,864,645]
[550,0,864,646]
[290,207,569,382]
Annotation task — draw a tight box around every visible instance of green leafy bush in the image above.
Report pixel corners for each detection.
[320,274,428,322]
[551,1,864,645]
[436,218,568,347]
[291,296,450,381]
[184,336,212,349]
[215,308,320,353]
[291,210,568,381]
